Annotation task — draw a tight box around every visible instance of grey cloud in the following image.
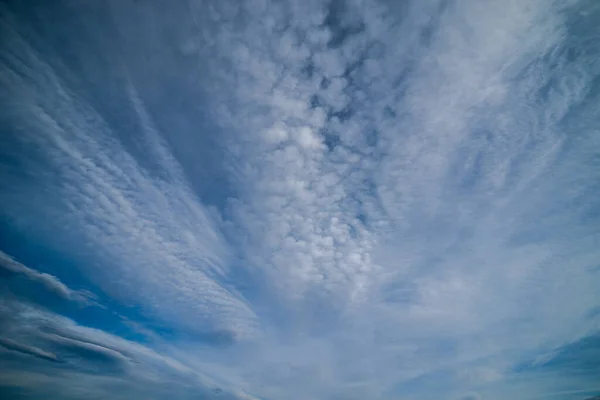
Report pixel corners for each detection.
[43,333,131,368]
[0,299,253,400]
[460,394,482,400]
[0,337,60,363]
[0,251,92,305]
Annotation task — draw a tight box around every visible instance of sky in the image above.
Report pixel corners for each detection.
[0,0,599,399]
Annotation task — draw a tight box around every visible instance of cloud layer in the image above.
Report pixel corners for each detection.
[1,0,599,399]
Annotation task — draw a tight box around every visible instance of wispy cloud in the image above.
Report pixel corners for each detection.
[0,251,93,305]
[0,2,258,340]
[0,298,242,400]
[0,337,59,363]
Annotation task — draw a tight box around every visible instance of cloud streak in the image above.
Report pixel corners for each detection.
[0,297,243,400]
[0,251,93,305]
[0,1,257,340]
[0,337,59,363]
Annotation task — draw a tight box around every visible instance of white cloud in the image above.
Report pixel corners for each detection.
[0,15,257,338]
[190,0,600,397]
[1,0,599,399]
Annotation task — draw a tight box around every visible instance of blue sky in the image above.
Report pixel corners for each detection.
[0,0,599,399]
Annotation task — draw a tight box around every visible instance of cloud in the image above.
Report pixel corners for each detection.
[0,0,599,399]
[0,251,93,305]
[43,333,131,368]
[0,2,257,339]
[0,337,59,363]
[0,298,250,400]
[180,0,600,397]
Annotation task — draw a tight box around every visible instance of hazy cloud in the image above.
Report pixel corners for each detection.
[0,337,59,363]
